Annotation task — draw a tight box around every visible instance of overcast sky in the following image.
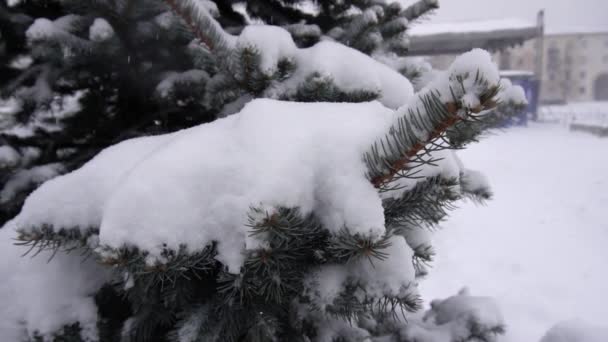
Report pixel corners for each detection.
[402,0,608,33]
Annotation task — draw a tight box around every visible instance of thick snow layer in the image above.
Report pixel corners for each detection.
[233,25,414,109]
[13,134,176,232]
[293,41,414,109]
[420,123,608,341]
[13,100,399,272]
[0,225,111,341]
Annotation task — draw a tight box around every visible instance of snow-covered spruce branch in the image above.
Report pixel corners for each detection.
[402,0,439,21]
[162,0,234,51]
[26,17,95,53]
[365,69,499,190]
[383,175,460,228]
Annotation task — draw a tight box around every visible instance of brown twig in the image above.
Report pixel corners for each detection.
[370,99,496,189]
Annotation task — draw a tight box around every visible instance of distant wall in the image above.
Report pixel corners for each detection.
[422,31,608,105]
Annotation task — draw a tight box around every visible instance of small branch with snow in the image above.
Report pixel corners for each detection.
[365,50,501,190]
[402,0,439,21]
[162,0,234,51]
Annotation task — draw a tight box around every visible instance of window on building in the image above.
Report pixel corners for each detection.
[548,73,556,81]
[603,55,608,63]
[517,57,524,67]
[499,50,511,70]
[547,47,560,72]
[580,39,587,48]
[580,71,586,79]
[565,70,571,80]
[580,86,586,94]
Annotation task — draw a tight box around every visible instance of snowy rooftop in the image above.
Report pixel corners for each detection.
[409,18,537,36]
[544,25,608,36]
[408,18,539,56]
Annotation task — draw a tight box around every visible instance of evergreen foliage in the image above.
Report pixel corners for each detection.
[0,1,526,341]
[0,0,436,225]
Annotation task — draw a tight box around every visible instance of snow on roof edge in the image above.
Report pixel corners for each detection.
[544,26,608,36]
[409,18,537,36]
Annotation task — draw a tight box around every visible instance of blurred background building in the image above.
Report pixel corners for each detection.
[409,11,608,105]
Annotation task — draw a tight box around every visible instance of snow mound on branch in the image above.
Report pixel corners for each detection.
[26,18,59,40]
[13,134,176,233]
[235,25,414,109]
[0,146,19,169]
[540,320,608,342]
[291,41,414,109]
[0,225,110,341]
[237,25,298,72]
[89,18,114,42]
[431,48,499,108]
[14,100,397,272]
[497,78,527,104]
[305,236,416,309]
[400,289,504,342]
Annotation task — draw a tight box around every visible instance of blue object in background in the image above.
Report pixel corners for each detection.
[499,71,540,126]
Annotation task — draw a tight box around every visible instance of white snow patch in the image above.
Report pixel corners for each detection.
[154,12,175,29]
[156,70,209,98]
[306,236,416,308]
[0,225,111,341]
[401,289,503,342]
[540,320,608,342]
[447,49,500,98]
[26,18,59,41]
[287,41,414,109]
[233,25,414,109]
[497,78,527,104]
[539,102,608,128]
[9,55,33,70]
[14,133,176,232]
[89,18,114,42]
[0,146,20,169]
[14,100,397,272]
[237,25,298,73]
[421,123,608,341]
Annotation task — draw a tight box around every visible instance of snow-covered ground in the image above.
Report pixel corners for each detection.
[421,123,608,341]
[539,102,608,128]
